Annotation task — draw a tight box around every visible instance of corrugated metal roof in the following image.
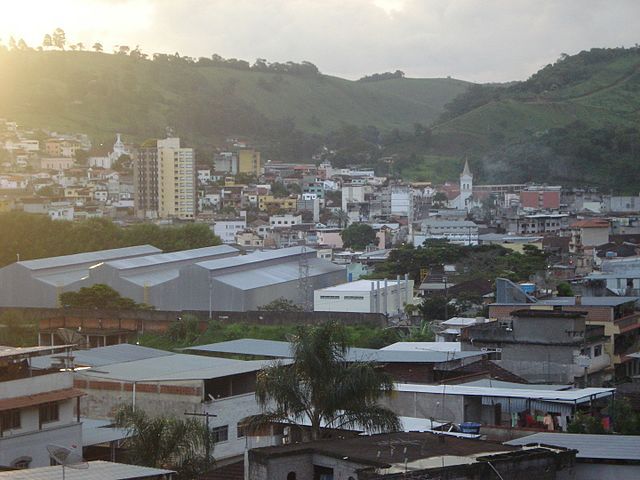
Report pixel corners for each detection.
[214,258,344,290]
[185,339,482,364]
[78,353,277,382]
[105,245,238,270]
[82,418,133,447]
[457,379,571,391]
[196,246,315,271]
[0,461,175,479]
[381,342,461,352]
[0,345,72,359]
[506,433,640,461]
[0,388,84,412]
[395,383,614,403]
[317,279,404,293]
[539,297,639,307]
[31,344,172,369]
[17,245,161,270]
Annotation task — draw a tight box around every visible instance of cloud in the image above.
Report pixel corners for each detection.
[2,0,639,82]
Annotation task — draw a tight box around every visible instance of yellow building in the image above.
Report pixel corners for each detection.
[238,149,261,176]
[258,195,297,212]
[157,138,196,220]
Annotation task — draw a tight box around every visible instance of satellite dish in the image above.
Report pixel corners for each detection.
[56,328,89,349]
[47,444,89,480]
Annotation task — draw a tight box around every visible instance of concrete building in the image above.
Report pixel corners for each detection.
[134,142,159,219]
[157,138,195,220]
[461,309,611,384]
[212,218,247,244]
[415,219,479,246]
[570,218,611,273]
[237,149,261,176]
[507,433,640,480]
[0,245,161,308]
[520,185,562,210]
[247,431,576,480]
[0,461,175,479]
[0,346,83,469]
[509,213,568,235]
[314,278,413,315]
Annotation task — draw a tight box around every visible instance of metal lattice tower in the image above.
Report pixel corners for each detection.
[298,245,312,311]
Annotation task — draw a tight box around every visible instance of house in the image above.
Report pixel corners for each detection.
[247,431,576,480]
[414,219,479,246]
[0,346,84,469]
[212,218,247,244]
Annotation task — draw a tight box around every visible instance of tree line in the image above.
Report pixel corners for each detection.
[0,213,221,267]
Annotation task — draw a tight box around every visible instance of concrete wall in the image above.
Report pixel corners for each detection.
[0,422,82,468]
[379,390,466,424]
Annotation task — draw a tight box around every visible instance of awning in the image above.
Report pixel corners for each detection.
[0,388,85,412]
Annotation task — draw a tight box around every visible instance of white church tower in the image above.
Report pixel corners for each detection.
[458,159,473,211]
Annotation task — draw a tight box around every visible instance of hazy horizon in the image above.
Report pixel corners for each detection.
[1,0,639,83]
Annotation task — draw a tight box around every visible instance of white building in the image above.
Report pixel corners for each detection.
[452,160,473,211]
[314,278,413,315]
[415,219,479,246]
[157,138,196,220]
[269,214,302,228]
[212,218,247,244]
[0,346,83,469]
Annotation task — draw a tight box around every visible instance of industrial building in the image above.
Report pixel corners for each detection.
[178,246,346,311]
[77,245,240,310]
[313,278,413,315]
[0,245,161,308]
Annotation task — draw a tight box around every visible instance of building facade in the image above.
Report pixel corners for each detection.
[157,138,195,220]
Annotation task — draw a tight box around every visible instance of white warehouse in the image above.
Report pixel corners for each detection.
[314,277,414,315]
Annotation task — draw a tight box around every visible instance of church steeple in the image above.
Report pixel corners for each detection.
[461,159,472,178]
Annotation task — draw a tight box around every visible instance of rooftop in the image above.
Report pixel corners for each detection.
[506,433,640,461]
[196,246,314,271]
[571,219,610,229]
[381,342,461,353]
[30,344,172,370]
[16,245,161,271]
[184,338,482,364]
[104,245,238,270]
[316,279,404,292]
[0,461,175,479]
[395,383,614,404]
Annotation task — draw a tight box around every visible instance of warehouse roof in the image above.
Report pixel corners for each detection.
[506,433,640,461]
[0,461,175,479]
[31,344,172,369]
[78,353,278,382]
[395,383,614,404]
[105,245,238,270]
[16,245,161,270]
[215,258,344,290]
[184,339,482,364]
[196,246,314,271]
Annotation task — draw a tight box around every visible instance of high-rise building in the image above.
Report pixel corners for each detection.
[133,140,159,219]
[157,137,196,219]
[237,148,261,176]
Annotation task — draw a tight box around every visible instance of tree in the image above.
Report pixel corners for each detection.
[331,209,349,228]
[92,42,103,53]
[253,322,400,440]
[258,298,303,312]
[59,284,151,310]
[432,192,449,208]
[556,282,574,297]
[341,223,377,250]
[419,295,457,321]
[42,34,52,48]
[115,405,214,478]
[52,28,66,50]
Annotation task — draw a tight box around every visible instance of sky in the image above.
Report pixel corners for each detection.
[1,0,638,83]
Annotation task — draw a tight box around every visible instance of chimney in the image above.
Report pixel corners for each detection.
[575,295,582,306]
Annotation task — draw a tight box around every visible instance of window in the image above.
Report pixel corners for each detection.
[594,345,603,357]
[237,421,249,438]
[319,295,340,300]
[287,473,297,480]
[11,457,31,469]
[344,296,365,300]
[39,402,59,425]
[211,425,228,443]
[1,409,21,431]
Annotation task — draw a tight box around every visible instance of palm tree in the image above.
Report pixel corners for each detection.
[114,405,214,478]
[331,209,349,228]
[254,322,400,440]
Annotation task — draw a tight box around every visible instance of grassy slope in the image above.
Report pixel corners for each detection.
[433,52,640,146]
[0,50,469,141]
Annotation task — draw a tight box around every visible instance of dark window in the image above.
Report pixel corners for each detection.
[1,409,21,431]
[211,425,228,443]
[594,345,603,357]
[287,473,297,480]
[39,402,59,425]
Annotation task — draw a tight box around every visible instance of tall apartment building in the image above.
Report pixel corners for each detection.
[238,148,261,176]
[157,138,196,220]
[133,142,159,219]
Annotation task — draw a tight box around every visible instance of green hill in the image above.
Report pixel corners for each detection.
[0,50,469,144]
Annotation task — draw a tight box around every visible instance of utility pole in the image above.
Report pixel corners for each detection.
[184,410,217,461]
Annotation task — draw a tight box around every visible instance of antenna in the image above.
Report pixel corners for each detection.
[47,444,89,480]
[56,328,89,349]
[298,245,312,311]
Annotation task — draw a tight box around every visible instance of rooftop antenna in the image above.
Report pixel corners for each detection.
[47,444,89,480]
[56,328,89,350]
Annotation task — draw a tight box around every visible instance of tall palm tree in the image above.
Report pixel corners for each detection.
[331,209,349,228]
[114,405,214,478]
[254,322,400,440]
